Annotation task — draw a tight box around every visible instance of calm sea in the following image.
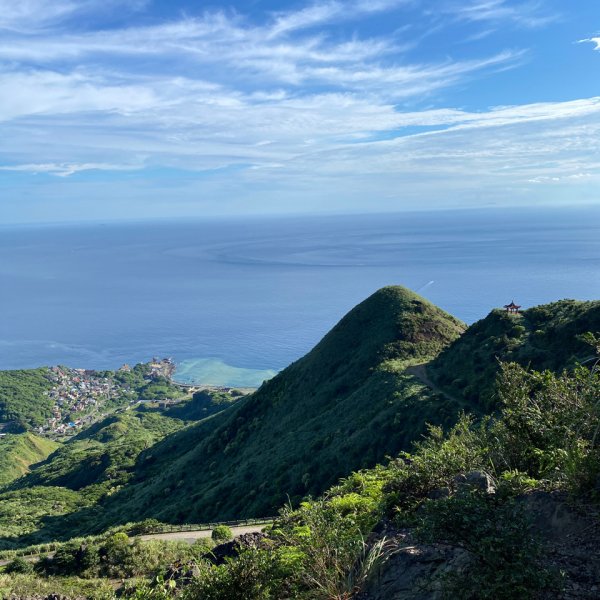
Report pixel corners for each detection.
[1,206,599,386]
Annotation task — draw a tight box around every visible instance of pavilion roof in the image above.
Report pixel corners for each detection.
[504,301,521,309]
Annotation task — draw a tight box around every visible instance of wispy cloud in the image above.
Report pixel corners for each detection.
[579,37,600,51]
[267,0,410,37]
[0,0,595,219]
[442,0,557,28]
[0,162,139,177]
[0,0,147,32]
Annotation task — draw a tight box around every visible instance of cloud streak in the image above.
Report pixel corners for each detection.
[0,0,597,221]
[580,37,600,51]
[442,0,557,28]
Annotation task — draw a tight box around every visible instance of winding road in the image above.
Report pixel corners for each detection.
[0,523,271,567]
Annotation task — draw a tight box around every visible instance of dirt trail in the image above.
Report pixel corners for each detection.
[405,363,460,404]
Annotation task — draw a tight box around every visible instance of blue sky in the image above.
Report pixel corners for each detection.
[1,0,599,223]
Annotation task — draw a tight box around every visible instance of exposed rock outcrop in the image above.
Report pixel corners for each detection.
[360,492,600,599]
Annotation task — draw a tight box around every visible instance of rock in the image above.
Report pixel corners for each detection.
[164,560,201,583]
[358,530,470,600]
[207,531,270,565]
[427,487,451,500]
[452,471,495,494]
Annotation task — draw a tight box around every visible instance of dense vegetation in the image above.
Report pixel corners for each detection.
[429,299,600,410]
[0,433,58,487]
[0,388,245,547]
[142,355,600,599]
[91,286,466,525]
[110,363,185,404]
[2,356,597,599]
[1,288,599,599]
[0,369,53,429]
[162,389,245,421]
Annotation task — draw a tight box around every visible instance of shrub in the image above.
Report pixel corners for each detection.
[417,491,557,599]
[495,362,600,491]
[4,557,34,574]
[183,551,288,600]
[383,414,488,517]
[211,525,233,543]
[127,519,163,535]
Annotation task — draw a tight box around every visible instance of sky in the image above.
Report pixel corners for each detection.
[1,0,599,223]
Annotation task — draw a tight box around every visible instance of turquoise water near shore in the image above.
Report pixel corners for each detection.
[1,206,599,386]
[173,358,277,388]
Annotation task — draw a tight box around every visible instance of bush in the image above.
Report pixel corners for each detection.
[183,551,289,600]
[4,557,34,574]
[383,414,488,517]
[495,362,600,491]
[417,491,557,599]
[211,525,233,543]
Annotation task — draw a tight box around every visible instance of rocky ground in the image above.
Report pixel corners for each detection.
[360,489,600,600]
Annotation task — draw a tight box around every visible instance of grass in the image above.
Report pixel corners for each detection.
[88,286,466,526]
[0,368,54,428]
[0,433,58,487]
[428,299,600,410]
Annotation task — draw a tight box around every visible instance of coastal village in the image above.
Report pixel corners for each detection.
[39,358,178,436]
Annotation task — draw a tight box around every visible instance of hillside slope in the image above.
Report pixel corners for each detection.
[428,299,600,410]
[92,286,466,525]
[0,391,246,545]
[0,369,53,429]
[0,433,58,487]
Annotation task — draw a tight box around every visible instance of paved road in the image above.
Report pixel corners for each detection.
[140,524,269,544]
[0,524,271,566]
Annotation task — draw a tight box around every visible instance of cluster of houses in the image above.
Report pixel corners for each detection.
[35,359,179,436]
[39,366,116,435]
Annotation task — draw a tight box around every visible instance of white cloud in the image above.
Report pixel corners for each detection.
[579,37,600,51]
[0,0,595,216]
[0,0,147,32]
[0,162,139,177]
[443,0,557,28]
[267,0,410,37]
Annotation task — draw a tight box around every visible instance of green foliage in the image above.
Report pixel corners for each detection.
[429,300,600,409]
[0,572,115,599]
[493,362,600,492]
[417,491,555,599]
[125,576,177,600]
[3,355,598,600]
[0,486,89,543]
[0,410,185,544]
[167,389,242,421]
[276,498,377,599]
[383,414,488,516]
[12,411,184,493]
[0,368,53,428]
[184,551,288,600]
[0,433,58,487]
[3,556,34,574]
[96,286,465,526]
[35,532,199,580]
[211,525,233,542]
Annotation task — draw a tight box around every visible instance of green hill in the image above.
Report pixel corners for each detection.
[0,391,244,545]
[428,299,600,410]
[92,286,466,525]
[0,369,53,429]
[9,411,185,497]
[0,433,58,487]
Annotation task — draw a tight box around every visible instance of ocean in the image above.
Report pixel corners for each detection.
[1,206,599,386]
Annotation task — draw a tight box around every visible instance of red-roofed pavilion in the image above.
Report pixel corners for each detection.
[504,301,521,314]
